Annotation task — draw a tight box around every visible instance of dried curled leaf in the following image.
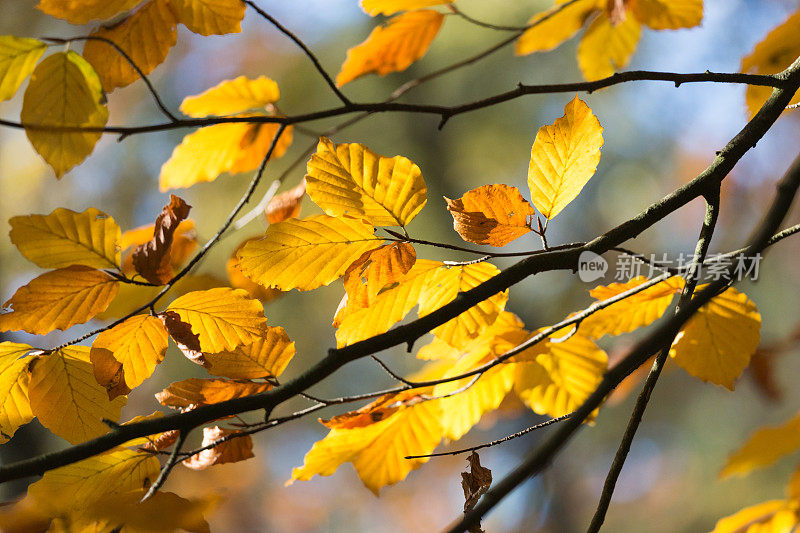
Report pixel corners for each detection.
[90,346,131,400]
[160,309,206,367]
[182,426,255,470]
[132,195,192,285]
[156,378,270,409]
[445,184,535,247]
[462,452,492,514]
[265,179,306,224]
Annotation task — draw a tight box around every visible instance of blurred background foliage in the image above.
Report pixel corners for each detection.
[2,0,800,531]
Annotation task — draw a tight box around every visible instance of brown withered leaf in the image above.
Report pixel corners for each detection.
[182,426,255,470]
[132,195,192,285]
[265,179,306,224]
[140,429,180,452]
[343,242,416,309]
[445,184,535,247]
[320,390,425,430]
[159,310,207,367]
[89,347,131,400]
[156,378,270,409]
[461,451,492,532]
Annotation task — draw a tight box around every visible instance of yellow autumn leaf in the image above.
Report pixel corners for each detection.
[343,242,416,308]
[26,447,160,512]
[170,0,246,36]
[0,36,46,101]
[670,287,760,390]
[290,394,443,494]
[336,10,444,86]
[36,0,141,24]
[180,75,281,117]
[445,184,536,247]
[515,0,601,55]
[28,346,127,444]
[720,414,800,479]
[0,342,34,443]
[630,0,703,30]
[237,215,384,291]
[0,267,119,335]
[82,0,178,92]
[9,207,121,269]
[577,12,641,81]
[166,287,267,353]
[360,0,452,16]
[434,350,517,441]
[740,9,800,117]
[712,500,799,533]
[418,262,508,348]
[21,51,108,178]
[158,121,292,191]
[416,311,531,361]
[204,326,295,380]
[515,332,608,418]
[336,259,441,347]
[527,96,604,219]
[90,314,169,390]
[306,137,427,227]
[577,276,684,338]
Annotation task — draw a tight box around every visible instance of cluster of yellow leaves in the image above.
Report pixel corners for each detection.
[516,0,703,80]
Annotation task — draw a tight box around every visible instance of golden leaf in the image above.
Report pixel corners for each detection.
[445,184,535,247]
[0,342,34,443]
[577,12,641,81]
[182,426,255,469]
[9,207,121,269]
[306,137,427,227]
[21,51,108,178]
[90,345,131,401]
[180,75,281,117]
[630,0,703,30]
[712,500,799,533]
[82,0,178,91]
[0,267,119,335]
[360,0,452,16]
[228,122,294,174]
[577,276,684,339]
[237,215,384,291]
[515,0,601,55]
[670,287,761,390]
[204,326,295,380]
[36,0,141,24]
[337,10,443,86]
[226,243,283,302]
[169,0,246,35]
[720,414,800,479]
[28,346,127,444]
[166,287,267,353]
[527,96,604,219]
[343,242,417,308]
[156,378,270,409]
[91,314,169,390]
[0,36,46,101]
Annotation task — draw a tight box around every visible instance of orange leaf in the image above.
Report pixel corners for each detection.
[445,184,535,246]
[132,195,192,285]
[182,426,255,470]
[320,390,424,430]
[265,179,306,224]
[89,346,131,400]
[204,326,295,380]
[156,378,270,409]
[343,242,416,309]
[336,10,444,86]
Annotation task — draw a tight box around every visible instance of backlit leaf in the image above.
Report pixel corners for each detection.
[180,75,281,117]
[166,287,267,353]
[515,0,600,55]
[82,0,178,91]
[445,184,535,247]
[670,287,761,390]
[156,378,269,409]
[228,122,294,174]
[21,51,108,178]
[720,414,800,479]
[0,342,34,443]
[630,0,703,30]
[343,242,416,308]
[182,426,255,469]
[0,36,46,101]
[712,500,799,533]
[28,346,127,444]
[577,12,641,81]
[306,137,427,227]
[360,0,452,16]
[237,215,384,291]
[170,0,246,35]
[36,0,141,24]
[336,10,444,86]
[90,345,131,400]
[226,244,283,303]
[0,267,118,335]
[204,326,295,380]
[91,314,169,390]
[527,96,604,219]
[131,195,192,285]
[577,276,684,339]
[9,207,121,269]
[265,180,306,224]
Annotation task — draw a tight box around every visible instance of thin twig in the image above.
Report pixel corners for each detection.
[141,430,187,502]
